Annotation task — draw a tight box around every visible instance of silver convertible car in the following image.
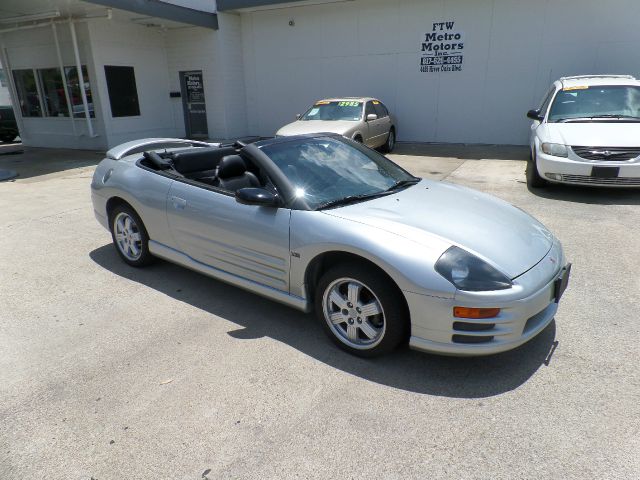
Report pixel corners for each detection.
[91,134,571,357]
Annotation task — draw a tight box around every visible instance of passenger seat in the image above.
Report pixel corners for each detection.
[212,155,260,191]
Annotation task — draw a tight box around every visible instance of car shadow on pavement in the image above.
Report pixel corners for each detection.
[528,184,640,205]
[393,143,529,161]
[90,244,558,399]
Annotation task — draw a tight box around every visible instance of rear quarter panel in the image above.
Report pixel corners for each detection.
[91,157,176,248]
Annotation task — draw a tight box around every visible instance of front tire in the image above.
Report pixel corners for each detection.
[315,263,408,357]
[526,151,547,188]
[109,204,154,267]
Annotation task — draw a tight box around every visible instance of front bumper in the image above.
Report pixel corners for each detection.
[536,150,640,187]
[406,241,567,356]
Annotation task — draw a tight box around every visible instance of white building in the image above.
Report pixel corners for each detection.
[1,0,639,149]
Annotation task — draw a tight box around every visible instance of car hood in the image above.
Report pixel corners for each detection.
[276,120,357,136]
[539,122,640,146]
[322,180,554,278]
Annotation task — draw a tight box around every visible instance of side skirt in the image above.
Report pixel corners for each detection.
[149,240,311,313]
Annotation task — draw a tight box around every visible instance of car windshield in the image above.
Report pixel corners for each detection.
[300,101,363,121]
[548,85,640,122]
[260,137,417,210]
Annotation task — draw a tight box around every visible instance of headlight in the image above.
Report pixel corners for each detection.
[435,246,512,292]
[541,142,568,157]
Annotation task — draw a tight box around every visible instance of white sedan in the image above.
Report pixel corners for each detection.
[276,97,396,152]
[527,75,640,187]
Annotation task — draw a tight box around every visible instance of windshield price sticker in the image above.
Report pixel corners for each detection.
[315,101,331,105]
[338,101,361,107]
[419,21,465,73]
[563,86,589,91]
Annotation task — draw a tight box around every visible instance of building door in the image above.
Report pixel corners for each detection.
[179,71,208,138]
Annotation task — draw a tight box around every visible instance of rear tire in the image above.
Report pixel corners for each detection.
[380,128,395,153]
[526,151,547,188]
[109,204,154,267]
[315,263,408,357]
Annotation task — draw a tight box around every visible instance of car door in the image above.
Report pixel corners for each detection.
[165,180,291,292]
[363,101,380,147]
[373,101,393,147]
[531,87,556,151]
[364,101,387,147]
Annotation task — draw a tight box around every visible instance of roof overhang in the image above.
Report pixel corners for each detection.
[86,0,218,29]
[217,0,344,12]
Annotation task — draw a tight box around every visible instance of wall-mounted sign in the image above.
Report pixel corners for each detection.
[419,21,464,73]
[184,73,205,102]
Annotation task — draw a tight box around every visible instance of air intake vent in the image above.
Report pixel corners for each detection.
[452,335,494,344]
[560,174,640,186]
[453,322,496,332]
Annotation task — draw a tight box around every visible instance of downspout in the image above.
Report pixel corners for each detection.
[52,22,76,135]
[69,20,95,137]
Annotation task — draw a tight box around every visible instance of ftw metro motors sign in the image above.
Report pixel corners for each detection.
[419,21,465,73]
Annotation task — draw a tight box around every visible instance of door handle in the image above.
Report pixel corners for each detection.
[171,196,187,209]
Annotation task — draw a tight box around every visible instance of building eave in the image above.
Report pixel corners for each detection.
[86,0,218,29]
[216,0,311,11]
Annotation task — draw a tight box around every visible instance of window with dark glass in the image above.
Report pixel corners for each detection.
[37,68,69,117]
[365,101,376,118]
[373,102,389,118]
[64,66,94,118]
[13,69,42,117]
[104,65,140,117]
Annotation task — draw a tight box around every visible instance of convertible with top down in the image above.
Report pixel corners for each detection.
[91,134,570,357]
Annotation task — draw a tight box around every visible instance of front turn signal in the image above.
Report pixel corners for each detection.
[453,307,501,319]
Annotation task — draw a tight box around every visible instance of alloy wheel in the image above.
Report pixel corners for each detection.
[113,212,143,261]
[322,277,386,349]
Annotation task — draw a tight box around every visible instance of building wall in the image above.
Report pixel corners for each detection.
[165,26,226,138]
[87,19,178,148]
[1,22,106,149]
[240,0,640,145]
[215,12,249,139]
[165,12,249,140]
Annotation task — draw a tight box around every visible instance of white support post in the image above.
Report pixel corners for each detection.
[69,20,94,137]
[0,39,25,137]
[52,22,76,135]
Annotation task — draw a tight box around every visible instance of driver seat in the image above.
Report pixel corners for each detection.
[213,155,260,192]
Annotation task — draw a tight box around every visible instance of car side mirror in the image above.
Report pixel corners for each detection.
[235,187,280,207]
[295,113,301,120]
[366,113,378,122]
[527,109,543,121]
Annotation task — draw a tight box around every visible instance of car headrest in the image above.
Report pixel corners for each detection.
[217,155,246,179]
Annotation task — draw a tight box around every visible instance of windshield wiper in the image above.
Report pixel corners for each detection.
[385,178,421,192]
[557,114,640,123]
[315,192,389,210]
[590,114,640,120]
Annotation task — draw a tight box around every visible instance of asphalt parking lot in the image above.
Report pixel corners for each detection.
[1,143,639,479]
